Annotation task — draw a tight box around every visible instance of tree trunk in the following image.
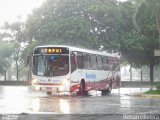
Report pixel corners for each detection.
[16,60,19,81]
[4,70,6,81]
[149,63,154,85]
[130,64,132,82]
[140,67,142,82]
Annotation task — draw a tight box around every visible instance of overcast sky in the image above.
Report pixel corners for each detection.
[0,0,127,27]
[0,0,45,26]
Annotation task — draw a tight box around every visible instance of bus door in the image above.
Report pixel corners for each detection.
[70,52,83,83]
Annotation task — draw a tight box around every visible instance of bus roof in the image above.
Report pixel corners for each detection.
[34,45,120,58]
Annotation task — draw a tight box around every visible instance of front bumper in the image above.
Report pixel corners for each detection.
[32,84,69,93]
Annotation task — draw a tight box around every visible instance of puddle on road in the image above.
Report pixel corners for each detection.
[114,88,150,94]
[0,86,159,114]
[0,86,31,113]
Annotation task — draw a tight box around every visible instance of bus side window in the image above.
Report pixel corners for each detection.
[97,56,103,70]
[113,59,120,71]
[83,53,90,69]
[90,55,97,70]
[77,52,83,69]
[108,57,113,71]
[70,52,77,73]
[103,57,109,71]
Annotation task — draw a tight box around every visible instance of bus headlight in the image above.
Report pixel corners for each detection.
[62,78,69,85]
[59,86,64,91]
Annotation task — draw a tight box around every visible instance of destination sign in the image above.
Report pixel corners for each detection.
[34,47,69,54]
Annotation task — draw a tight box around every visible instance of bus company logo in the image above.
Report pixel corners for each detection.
[85,73,96,79]
[53,79,60,83]
[1,114,18,120]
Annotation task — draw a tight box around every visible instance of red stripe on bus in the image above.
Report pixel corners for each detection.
[70,84,80,92]
[70,79,112,92]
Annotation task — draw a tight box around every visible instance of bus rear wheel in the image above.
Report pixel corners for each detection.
[77,80,87,96]
[101,83,112,95]
[47,91,52,95]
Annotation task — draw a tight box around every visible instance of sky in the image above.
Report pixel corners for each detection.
[0,0,45,26]
[0,0,127,27]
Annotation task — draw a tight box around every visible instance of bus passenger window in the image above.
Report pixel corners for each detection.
[97,56,103,70]
[108,57,114,70]
[83,53,90,69]
[77,52,83,69]
[90,55,97,70]
[70,52,77,72]
[112,59,120,71]
[103,57,109,71]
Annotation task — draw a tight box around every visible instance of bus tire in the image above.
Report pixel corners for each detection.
[101,83,112,95]
[77,80,87,96]
[47,91,52,95]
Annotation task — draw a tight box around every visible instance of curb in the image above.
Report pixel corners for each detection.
[129,93,160,98]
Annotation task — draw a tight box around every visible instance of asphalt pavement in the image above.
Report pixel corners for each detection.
[0,86,159,120]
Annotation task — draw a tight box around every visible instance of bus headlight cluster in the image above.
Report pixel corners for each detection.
[62,78,69,85]
[59,86,64,91]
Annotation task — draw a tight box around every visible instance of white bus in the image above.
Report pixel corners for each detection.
[31,45,120,95]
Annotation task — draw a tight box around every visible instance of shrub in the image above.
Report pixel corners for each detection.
[155,83,160,91]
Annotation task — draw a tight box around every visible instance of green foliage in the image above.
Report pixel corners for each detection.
[144,90,160,94]
[0,42,13,74]
[133,0,160,82]
[20,40,38,65]
[25,0,160,74]
[0,43,13,57]
[25,0,122,49]
[155,83,160,90]
[0,0,160,82]
[0,20,27,80]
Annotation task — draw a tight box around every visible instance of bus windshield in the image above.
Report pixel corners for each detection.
[33,55,69,77]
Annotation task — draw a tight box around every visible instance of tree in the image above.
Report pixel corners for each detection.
[24,0,159,83]
[1,20,28,81]
[0,42,12,80]
[25,0,119,49]
[134,0,160,83]
[155,0,160,42]
[117,1,144,66]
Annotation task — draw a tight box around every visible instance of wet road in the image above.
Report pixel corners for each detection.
[0,86,160,120]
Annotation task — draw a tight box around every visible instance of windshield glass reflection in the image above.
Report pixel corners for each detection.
[33,55,69,77]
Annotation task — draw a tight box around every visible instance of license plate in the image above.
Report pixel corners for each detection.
[46,87,52,90]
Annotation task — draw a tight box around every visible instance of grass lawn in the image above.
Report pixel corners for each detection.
[144,90,160,95]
